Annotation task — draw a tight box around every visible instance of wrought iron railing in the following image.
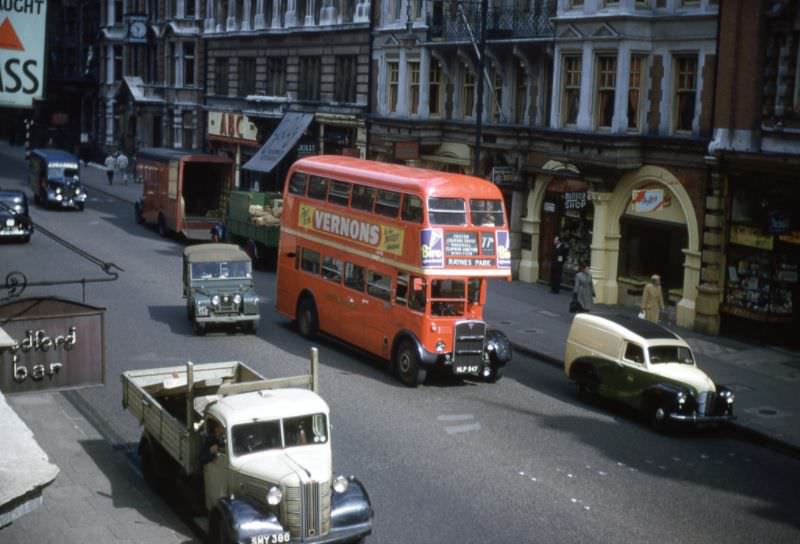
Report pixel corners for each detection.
[430,0,556,41]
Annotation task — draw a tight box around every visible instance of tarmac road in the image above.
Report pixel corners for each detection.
[2,150,799,544]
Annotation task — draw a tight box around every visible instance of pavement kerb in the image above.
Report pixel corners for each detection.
[508,340,800,459]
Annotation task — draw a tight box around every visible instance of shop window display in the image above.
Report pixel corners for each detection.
[725,246,797,318]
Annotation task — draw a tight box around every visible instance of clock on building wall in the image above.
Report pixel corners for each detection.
[127,16,148,43]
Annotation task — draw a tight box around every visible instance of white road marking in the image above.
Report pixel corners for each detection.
[445,423,481,434]
[437,414,475,422]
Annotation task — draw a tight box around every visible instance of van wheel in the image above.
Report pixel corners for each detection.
[648,404,668,433]
[139,437,162,493]
[395,340,426,387]
[296,298,318,339]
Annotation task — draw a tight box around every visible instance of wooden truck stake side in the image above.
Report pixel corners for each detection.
[122,348,373,544]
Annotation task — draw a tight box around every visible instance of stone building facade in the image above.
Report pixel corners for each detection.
[701,0,800,344]
[370,0,719,330]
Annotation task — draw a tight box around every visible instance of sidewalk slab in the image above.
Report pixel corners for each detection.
[2,392,200,543]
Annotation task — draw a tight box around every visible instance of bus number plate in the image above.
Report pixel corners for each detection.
[454,365,479,375]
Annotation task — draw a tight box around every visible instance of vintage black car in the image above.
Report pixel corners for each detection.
[29,149,87,210]
[0,190,33,243]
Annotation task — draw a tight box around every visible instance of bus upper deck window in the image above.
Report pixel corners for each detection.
[307,176,328,200]
[469,199,505,227]
[351,184,376,212]
[375,190,401,218]
[428,197,466,225]
[328,181,351,206]
[401,194,423,223]
[288,173,307,195]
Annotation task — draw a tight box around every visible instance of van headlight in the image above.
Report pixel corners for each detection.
[266,486,283,506]
[333,475,349,494]
[233,294,242,305]
[211,295,221,306]
[676,391,686,406]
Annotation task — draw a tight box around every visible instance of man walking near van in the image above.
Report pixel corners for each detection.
[641,274,665,323]
[104,153,116,185]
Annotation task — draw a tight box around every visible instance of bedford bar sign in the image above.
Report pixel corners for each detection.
[0,297,105,394]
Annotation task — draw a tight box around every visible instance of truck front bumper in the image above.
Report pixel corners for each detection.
[195,315,259,324]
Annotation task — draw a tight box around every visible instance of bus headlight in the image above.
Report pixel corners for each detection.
[211,295,221,306]
[333,475,349,494]
[233,294,242,305]
[435,340,446,353]
[266,486,283,506]
[55,194,63,201]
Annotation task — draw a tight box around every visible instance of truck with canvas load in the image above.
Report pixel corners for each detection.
[134,148,234,240]
[225,190,283,266]
[121,349,373,544]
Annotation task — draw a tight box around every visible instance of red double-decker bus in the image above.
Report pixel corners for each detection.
[275,156,512,386]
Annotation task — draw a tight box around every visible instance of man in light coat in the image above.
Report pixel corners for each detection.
[641,274,665,323]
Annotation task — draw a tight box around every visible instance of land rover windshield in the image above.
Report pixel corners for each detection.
[190,260,252,280]
[648,345,694,365]
[232,414,328,456]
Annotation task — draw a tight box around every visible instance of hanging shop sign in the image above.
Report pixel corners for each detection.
[491,166,514,187]
[730,224,774,251]
[564,191,587,210]
[207,111,258,143]
[543,201,556,213]
[0,0,47,108]
[0,297,105,394]
[631,189,667,213]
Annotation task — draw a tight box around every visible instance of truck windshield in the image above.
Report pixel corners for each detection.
[232,413,328,456]
[48,167,79,180]
[648,345,694,365]
[191,260,252,280]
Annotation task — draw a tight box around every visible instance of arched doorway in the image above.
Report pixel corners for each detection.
[539,177,593,289]
[602,166,701,328]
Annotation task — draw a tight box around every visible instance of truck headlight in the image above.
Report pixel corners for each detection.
[55,194,63,201]
[233,294,242,305]
[75,187,82,195]
[435,340,446,353]
[211,295,220,306]
[333,475,349,494]
[266,486,283,506]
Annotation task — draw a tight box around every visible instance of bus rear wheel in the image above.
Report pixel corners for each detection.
[296,298,318,339]
[395,341,426,387]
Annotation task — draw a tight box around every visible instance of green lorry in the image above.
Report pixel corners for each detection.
[224,190,282,266]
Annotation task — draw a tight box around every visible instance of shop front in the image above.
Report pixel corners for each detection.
[721,178,800,344]
[207,111,260,190]
[538,178,594,289]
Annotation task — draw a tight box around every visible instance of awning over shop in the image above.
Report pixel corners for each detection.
[242,112,314,173]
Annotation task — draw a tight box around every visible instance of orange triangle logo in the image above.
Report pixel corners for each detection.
[0,18,24,51]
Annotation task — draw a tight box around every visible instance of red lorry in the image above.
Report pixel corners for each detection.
[134,148,233,240]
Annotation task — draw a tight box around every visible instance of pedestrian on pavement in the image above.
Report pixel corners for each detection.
[573,261,595,313]
[641,274,665,323]
[550,235,569,294]
[104,153,116,185]
[116,151,129,185]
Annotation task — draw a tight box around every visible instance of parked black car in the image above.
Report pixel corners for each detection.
[0,190,33,243]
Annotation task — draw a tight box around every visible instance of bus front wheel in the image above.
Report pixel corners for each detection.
[296,298,318,339]
[395,341,426,387]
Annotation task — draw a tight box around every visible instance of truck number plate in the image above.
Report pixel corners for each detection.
[454,365,479,375]
[250,532,290,544]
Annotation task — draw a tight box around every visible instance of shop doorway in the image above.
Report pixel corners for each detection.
[538,178,593,289]
[619,216,687,293]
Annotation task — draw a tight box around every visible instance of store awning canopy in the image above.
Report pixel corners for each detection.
[242,112,314,174]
